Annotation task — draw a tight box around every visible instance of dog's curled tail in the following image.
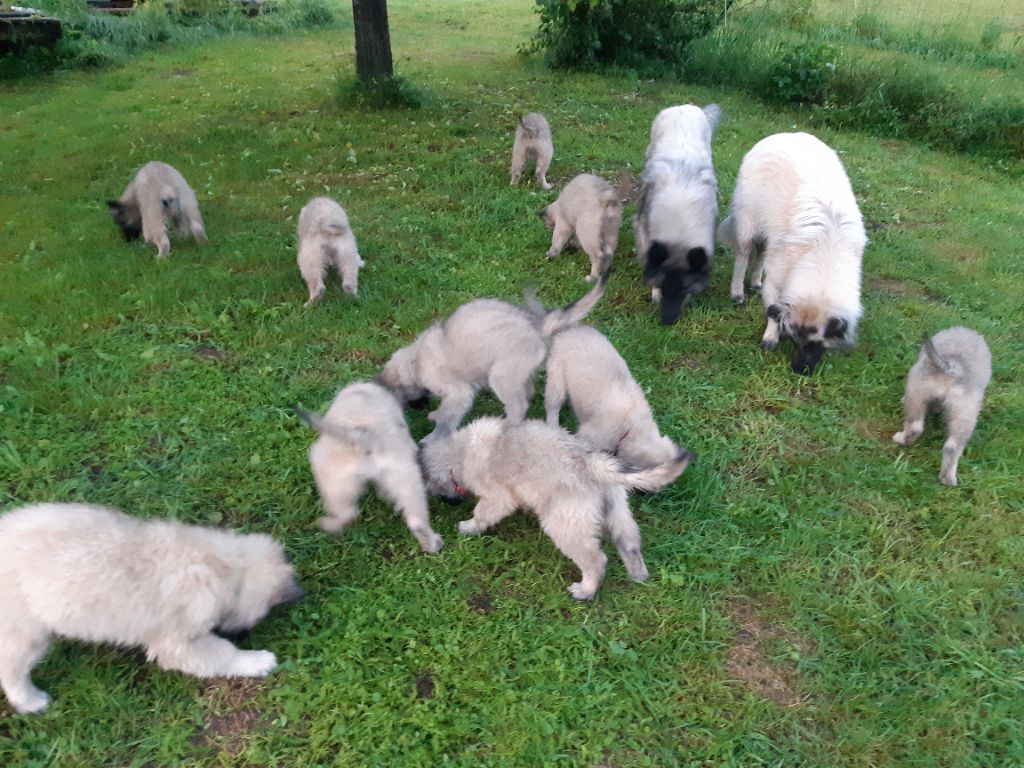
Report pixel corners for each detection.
[716,214,737,251]
[587,447,695,492]
[319,218,348,238]
[294,406,373,450]
[531,268,611,337]
[921,334,964,379]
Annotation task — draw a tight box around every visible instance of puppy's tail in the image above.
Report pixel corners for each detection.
[319,218,348,238]
[921,334,964,379]
[530,268,611,337]
[293,406,373,450]
[586,448,695,493]
[716,214,737,251]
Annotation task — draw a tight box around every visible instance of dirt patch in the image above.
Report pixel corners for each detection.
[615,169,640,203]
[379,547,394,561]
[415,672,435,700]
[865,274,941,302]
[468,593,493,614]
[192,343,225,360]
[191,679,269,757]
[165,68,194,78]
[932,241,985,265]
[667,354,702,372]
[724,602,807,707]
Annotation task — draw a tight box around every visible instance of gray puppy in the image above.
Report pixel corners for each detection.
[0,502,302,714]
[297,196,364,306]
[296,381,443,553]
[510,112,554,190]
[420,417,695,600]
[378,271,608,442]
[892,327,992,486]
[539,174,622,282]
[545,325,685,469]
[107,161,207,259]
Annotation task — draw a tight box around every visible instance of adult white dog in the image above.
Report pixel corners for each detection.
[719,131,866,375]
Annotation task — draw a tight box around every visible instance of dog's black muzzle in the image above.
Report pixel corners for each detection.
[791,342,825,376]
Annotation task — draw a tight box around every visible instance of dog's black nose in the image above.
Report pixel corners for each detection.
[440,495,466,507]
[791,343,825,376]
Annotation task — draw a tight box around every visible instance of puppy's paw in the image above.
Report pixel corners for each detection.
[230,650,278,678]
[731,293,746,305]
[567,582,596,601]
[585,274,596,283]
[760,338,778,351]
[457,519,483,536]
[419,532,445,553]
[13,688,51,715]
[892,431,907,445]
[545,249,558,259]
[629,563,650,583]
[317,514,353,534]
[939,472,958,487]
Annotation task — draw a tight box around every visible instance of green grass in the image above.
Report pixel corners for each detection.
[1,0,1023,765]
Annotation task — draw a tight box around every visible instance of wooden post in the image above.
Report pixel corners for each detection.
[352,0,393,81]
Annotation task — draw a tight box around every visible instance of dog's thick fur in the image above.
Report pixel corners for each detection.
[892,327,992,486]
[297,196,365,306]
[539,174,622,282]
[510,112,554,190]
[0,503,302,715]
[297,382,443,553]
[420,417,694,600]
[718,132,866,376]
[545,325,686,469]
[107,161,207,259]
[634,104,721,325]
[377,271,609,442]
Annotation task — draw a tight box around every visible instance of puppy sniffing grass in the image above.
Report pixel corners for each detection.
[510,112,554,190]
[0,503,302,715]
[295,382,444,553]
[420,417,694,601]
[107,161,207,259]
[297,196,364,306]
[539,174,622,282]
[893,327,992,486]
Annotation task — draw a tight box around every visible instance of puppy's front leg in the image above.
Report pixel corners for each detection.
[149,634,277,679]
[457,496,516,536]
[427,386,476,438]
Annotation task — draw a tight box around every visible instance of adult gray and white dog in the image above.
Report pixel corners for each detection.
[718,131,866,375]
[296,196,364,306]
[420,417,695,600]
[510,112,554,190]
[107,161,207,259]
[377,271,609,442]
[0,503,302,714]
[296,381,444,553]
[545,324,686,469]
[539,173,622,283]
[634,103,721,325]
[892,327,992,486]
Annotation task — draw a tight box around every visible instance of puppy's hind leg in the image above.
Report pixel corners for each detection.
[938,404,980,487]
[149,634,277,679]
[544,361,567,427]
[540,504,608,601]
[535,146,553,190]
[603,487,649,582]
[375,462,444,553]
[0,615,53,714]
[546,218,573,260]
[310,443,366,533]
[298,242,328,306]
[141,206,171,259]
[489,357,541,424]
[510,141,527,186]
[892,382,929,447]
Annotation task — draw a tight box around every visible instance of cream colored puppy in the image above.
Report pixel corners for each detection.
[545,325,685,469]
[297,381,443,553]
[297,196,364,306]
[420,417,694,600]
[0,503,302,715]
[539,174,622,282]
[510,112,554,189]
[107,161,207,259]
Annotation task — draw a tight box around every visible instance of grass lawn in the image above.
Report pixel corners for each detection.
[1,0,1022,765]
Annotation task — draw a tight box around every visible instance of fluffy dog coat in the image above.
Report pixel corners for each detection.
[634,104,721,325]
[718,131,866,375]
[298,382,443,553]
[0,503,302,714]
[378,271,608,442]
[420,417,694,600]
[297,196,364,306]
[540,174,622,282]
[510,112,554,190]
[545,325,685,469]
[107,161,207,259]
[892,327,992,486]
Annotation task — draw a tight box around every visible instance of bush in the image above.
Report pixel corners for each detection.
[524,0,721,74]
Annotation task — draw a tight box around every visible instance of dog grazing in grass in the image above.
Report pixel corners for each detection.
[420,417,695,600]
[377,271,609,443]
[539,174,622,282]
[296,382,443,553]
[545,325,686,469]
[634,103,721,325]
[0,502,302,715]
[719,131,866,376]
[107,161,207,259]
[892,327,992,486]
[297,196,364,306]
[510,112,554,190]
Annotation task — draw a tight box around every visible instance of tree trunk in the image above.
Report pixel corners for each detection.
[352,0,393,81]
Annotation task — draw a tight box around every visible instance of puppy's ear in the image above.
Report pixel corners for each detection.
[825,317,848,339]
[686,247,709,273]
[766,304,785,321]
[536,207,548,219]
[703,104,722,133]
[646,241,670,269]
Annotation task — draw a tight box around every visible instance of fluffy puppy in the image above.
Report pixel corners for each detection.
[107,161,207,259]
[0,502,302,715]
[378,271,608,443]
[297,196,364,306]
[296,382,443,553]
[545,325,685,468]
[510,112,554,190]
[633,104,721,325]
[892,327,992,486]
[420,417,695,600]
[719,131,866,376]
[539,174,622,282]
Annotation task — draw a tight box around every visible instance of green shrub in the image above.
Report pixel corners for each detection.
[769,39,836,104]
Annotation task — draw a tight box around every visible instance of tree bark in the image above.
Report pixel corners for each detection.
[352,0,393,81]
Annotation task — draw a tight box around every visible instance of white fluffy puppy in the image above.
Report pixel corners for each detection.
[539,173,622,282]
[297,382,444,553]
[0,503,302,715]
[545,325,685,469]
[510,112,554,190]
[719,131,866,375]
[634,104,721,325]
[297,196,364,306]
